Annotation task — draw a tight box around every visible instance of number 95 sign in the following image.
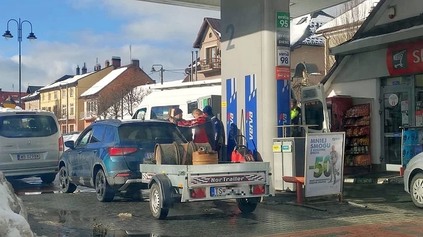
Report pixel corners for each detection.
[277,49,290,67]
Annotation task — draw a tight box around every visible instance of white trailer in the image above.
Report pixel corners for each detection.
[140,162,271,219]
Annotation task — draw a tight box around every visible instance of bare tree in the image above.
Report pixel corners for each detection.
[323,0,368,73]
[122,87,151,117]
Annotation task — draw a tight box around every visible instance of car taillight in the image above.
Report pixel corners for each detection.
[108,147,138,156]
[58,136,64,152]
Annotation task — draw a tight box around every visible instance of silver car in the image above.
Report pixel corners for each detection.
[404,152,423,208]
[0,110,63,183]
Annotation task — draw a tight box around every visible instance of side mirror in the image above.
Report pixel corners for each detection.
[64,140,75,150]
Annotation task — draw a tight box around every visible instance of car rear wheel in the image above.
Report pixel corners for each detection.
[149,182,169,219]
[41,173,56,184]
[411,173,423,208]
[58,166,77,193]
[95,169,115,202]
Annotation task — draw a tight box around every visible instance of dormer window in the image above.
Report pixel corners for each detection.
[209,32,212,38]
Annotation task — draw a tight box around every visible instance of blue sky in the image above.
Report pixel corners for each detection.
[0,0,220,91]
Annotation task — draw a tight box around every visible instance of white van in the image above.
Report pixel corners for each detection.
[0,109,63,183]
[133,80,221,121]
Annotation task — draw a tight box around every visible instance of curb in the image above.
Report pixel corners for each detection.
[343,176,404,185]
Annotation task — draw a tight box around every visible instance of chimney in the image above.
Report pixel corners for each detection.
[94,64,101,71]
[132,59,140,68]
[105,60,110,67]
[82,62,87,74]
[76,65,80,75]
[111,56,121,68]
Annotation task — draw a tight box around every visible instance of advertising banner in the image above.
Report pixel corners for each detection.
[305,132,345,198]
[226,77,238,132]
[245,74,257,150]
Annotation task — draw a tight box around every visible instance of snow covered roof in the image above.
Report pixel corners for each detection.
[316,0,379,34]
[39,72,94,91]
[80,67,128,97]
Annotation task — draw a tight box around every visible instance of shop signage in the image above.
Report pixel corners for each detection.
[304,132,345,198]
[276,66,290,80]
[276,11,290,137]
[387,41,423,76]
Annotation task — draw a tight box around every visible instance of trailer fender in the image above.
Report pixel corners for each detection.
[149,174,173,209]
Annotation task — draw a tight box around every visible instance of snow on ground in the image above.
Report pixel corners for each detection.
[0,172,34,237]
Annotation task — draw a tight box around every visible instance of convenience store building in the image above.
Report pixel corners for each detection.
[321,0,423,172]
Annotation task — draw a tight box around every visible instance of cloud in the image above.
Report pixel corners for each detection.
[0,1,219,91]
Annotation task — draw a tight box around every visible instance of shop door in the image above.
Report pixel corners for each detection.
[382,86,412,171]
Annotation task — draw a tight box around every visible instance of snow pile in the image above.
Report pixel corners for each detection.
[0,172,34,237]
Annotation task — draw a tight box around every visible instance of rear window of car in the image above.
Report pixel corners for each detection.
[0,114,58,138]
[118,123,186,144]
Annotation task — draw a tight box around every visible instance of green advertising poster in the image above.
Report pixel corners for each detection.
[276,12,290,29]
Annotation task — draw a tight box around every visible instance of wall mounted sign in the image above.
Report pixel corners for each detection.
[387,40,423,76]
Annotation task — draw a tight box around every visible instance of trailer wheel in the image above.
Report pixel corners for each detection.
[237,197,260,214]
[149,182,169,219]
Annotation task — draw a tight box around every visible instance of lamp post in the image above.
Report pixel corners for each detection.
[3,18,37,107]
[151,64,164,85]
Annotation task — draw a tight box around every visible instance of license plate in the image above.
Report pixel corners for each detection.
[145,152,154,159]
[17,153,41,160]
[211,187,240,197]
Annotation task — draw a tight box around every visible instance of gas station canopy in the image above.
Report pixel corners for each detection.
[136,0,350,18]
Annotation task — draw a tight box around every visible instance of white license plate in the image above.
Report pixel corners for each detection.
[216,187,227,196]
[17,153,41,160]
[145,152,154,159]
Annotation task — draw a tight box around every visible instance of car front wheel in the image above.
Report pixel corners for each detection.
[58,166,77,193]
[95,169,115,202]
[411,173,423,208]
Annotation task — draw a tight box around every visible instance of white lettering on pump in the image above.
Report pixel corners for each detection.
[412,49,423,63]
[248,111,254,140]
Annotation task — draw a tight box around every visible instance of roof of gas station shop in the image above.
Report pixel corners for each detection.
[135,0,351,18]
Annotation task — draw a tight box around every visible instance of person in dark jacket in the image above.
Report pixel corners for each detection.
[203,105,225,161]
[168,108,192,141]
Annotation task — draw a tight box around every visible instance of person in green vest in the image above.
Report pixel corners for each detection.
[290,98,302,137]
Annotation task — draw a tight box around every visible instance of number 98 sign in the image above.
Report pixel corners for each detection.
[277,49,290,67]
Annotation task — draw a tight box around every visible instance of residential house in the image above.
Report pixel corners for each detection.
[22,76,73,110]
[80,59,155,127]
[38,58,121,133]
[184,17,221,82]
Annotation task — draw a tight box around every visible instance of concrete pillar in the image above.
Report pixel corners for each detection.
[221,0,290,191]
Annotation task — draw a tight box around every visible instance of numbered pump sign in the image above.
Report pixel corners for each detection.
[304,132,345,198]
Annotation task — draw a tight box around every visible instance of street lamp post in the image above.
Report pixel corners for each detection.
[3,18,37,107]
[151,64,164,85]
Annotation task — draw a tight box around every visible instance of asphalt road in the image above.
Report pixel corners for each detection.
[11,177,423,237]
